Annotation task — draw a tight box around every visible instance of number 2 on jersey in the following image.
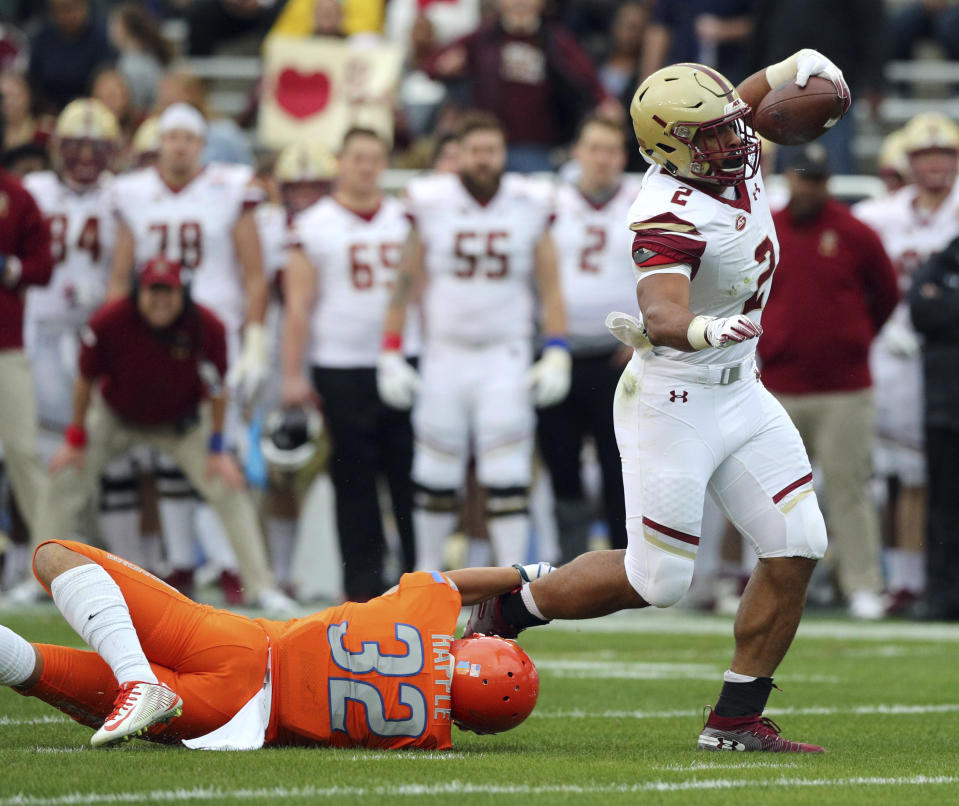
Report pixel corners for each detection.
[326,621,427,738]
[742,236,777,315]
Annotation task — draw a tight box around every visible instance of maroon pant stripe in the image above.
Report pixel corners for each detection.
[641,516,700,546]
[772,472,814,504]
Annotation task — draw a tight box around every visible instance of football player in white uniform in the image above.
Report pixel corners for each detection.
[104,102,288,612]
[852,112,959,614]
[539,115,639,561]
[21,100,152,578]
[466,52,852,752]
[378,112,570,570]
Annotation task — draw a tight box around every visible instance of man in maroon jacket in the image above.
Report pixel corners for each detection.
[36,257,277,603]
[426,0,616,172]
[758,146,899,620]
[0,165,53,538]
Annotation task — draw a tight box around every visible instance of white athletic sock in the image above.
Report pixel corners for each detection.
[194,504,239,572]
[885,548,905,591]
[50,565,157,685]
[414,509,458,571]
[724,669,758,684]
[99,509,147,568]
[0,624,35,687]
[901,549,926,594]
[158,497,198,570]
[487,513,530,567]
[520,583,547,621]
[267,516,297,587]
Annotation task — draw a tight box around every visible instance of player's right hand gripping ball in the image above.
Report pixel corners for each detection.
[754,75,850,146]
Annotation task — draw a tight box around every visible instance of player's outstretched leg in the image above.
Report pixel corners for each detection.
[697,556,823,753]
[32,542,182,746]
[0,623,40,690]
[465,550,648,637]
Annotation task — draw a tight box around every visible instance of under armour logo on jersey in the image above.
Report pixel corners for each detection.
[669,390,689,403]
[752,182,761,200]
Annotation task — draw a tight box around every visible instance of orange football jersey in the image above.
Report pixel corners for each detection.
[264,571,461,749]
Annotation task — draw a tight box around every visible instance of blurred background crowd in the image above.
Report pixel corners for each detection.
[0,0,957,622]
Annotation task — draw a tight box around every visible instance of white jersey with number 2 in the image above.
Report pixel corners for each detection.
[627,165,778,366]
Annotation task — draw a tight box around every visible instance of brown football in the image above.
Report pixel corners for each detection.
[753,76,848,146]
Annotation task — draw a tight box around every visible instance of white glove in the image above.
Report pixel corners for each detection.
[767,48,851,116]
[226,322,270,403]
[688,314,763,350]
[880,318,920,358]
[376,350,420,409]
[527,345,572,407]
[605,311,653,356]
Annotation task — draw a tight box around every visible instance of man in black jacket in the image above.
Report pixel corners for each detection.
[909,238,959,621]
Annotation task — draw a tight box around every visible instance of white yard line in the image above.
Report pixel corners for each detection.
[0,716,69,726]
[533,703,959,719]
[532,611,959,642]
[0,776,956,804]
[535,659,839,683]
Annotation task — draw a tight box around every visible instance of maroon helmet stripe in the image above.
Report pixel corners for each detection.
[772,472,814,504]
[642,516,700,546]
[689,63,735,102]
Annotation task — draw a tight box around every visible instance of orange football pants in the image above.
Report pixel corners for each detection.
[19,540,270,743]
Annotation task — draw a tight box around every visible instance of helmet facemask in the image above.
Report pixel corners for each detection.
[671,101,760,186]
[57,136,117,188]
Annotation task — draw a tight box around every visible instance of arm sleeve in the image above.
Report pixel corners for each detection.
[858,223,900,332]
[553,30,608,103]
[423,32,472,81]
[909,253,959,335]
[631,213,707,279]
[11,184,53,290]
[78,318,104,380]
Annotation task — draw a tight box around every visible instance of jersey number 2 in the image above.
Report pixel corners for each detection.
[742,236,777,315]
[326,621,427,738]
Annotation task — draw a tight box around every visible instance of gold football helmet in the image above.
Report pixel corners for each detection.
[131,116,160,168]
[901,112,959,155]
[54,98,120,186]
[630,63,760,186]
[877,127,909,190]
[274,142,337,215]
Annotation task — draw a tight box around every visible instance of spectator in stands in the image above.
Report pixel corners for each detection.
[0,72,53,153]
[889,0,959,62]
[386,0,480,57]
[598,2,649,171]
[269,0,386,40]
[29,0,117,111]
[745,0,886,174]
[909,236,959,621]
[108,3,173,111]
[0,143,51,177]
[91,67,140,143]
[425,0,615,171]
[757,146,900,620]
[185,0,285,56]
[154,71,254,166]
[640,0,755,84]
[0,22,29,73]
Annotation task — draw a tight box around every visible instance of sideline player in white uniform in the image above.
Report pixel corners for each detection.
[284,128,418,600]
[104,103,288,611]
[378,112,571,570]
[254,140,335,596]
[467,52,851,752]
[852,112,959,614]
[21,100,150,575]
[540,115,639,561]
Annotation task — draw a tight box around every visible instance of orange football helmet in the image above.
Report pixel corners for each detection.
[449,636,539,735]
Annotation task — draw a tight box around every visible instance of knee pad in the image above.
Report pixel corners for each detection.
[485,485,529,519]
[779,489,828,560]
[624,523,695,608]
[412,482,459,514]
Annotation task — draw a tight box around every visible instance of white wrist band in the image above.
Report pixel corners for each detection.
[3,255,22,288]
[765,52,800,89]
[687,316,714,351]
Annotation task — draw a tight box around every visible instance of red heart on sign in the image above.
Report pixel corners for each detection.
[275,68,332,119]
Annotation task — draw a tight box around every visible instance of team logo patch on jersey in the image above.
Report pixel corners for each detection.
[818,229,838,257]
[735,214,747,231]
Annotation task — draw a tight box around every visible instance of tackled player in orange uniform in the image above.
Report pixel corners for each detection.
[0,540,545,749]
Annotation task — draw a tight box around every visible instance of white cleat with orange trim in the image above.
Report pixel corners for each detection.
[90,681,183,747]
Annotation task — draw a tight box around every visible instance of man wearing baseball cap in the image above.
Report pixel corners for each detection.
[36,256,281,610]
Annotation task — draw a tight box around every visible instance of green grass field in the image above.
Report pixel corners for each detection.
[1,605,957,806]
